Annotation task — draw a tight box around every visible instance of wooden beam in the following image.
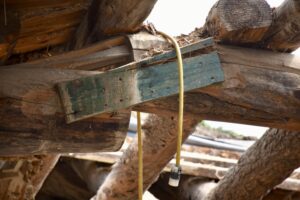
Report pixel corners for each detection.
[134,44,300,131]
[262,0,300,52]
[69,0,158,49]
[57,38,224,123]
[16,36,131,70]
[202,0,272,44]
[0,67,129,156]
[0,2,89,61]
[0,33,167,155]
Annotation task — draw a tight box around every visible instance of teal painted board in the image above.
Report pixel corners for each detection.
[57,40,224,123]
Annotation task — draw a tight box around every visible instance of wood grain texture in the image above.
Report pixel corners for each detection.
[262,0,300,52]
[204,129,300,200]
[57,39,223,122]
[134,44,300,131]
[202,0,272,44]
[0,1,90,60]
[13,36,130,70]
[69,0,158,49]
[0,67,128,156]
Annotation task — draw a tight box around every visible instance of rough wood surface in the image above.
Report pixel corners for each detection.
[262,0,300,52]
[202,0,272,44]
[0,155,59,200]
[92,115,198,200]
[196,1,300,199]
[1,0,157,61]
[0,0,90,61]
[13,36,131,70]
[0,67,128,156]
[135,44,300,131]
[57,39,223,122]
[69,0,158,49]
[204,129,300,200]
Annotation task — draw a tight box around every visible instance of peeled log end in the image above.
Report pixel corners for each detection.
[203,0,272,44]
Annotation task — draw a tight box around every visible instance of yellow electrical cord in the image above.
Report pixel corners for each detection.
[157,31,184,167]
[137,111,143,200]
[137,31,184,200]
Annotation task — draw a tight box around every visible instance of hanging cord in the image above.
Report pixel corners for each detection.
[137,30,185,200]
[157,31,184,167]
[157,31,184,187]
[137,111,143,200]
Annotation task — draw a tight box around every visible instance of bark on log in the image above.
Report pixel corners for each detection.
[0,0,90,62]
[0,67,128,156]
[69,0,157,49]
[92,114,198,200]
[179,178,217,200]
[202,0,272,44]
[199,0,300,199]
[204,129,300,200]
[262,0,300,52]
[0,155,59,200]
[135,44,300,131]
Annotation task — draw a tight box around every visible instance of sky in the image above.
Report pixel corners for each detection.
[146,0,297,137]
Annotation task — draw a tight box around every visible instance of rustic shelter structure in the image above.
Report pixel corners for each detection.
[1,0,300,199]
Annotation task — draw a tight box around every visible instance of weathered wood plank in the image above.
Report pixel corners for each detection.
[12,36,130,70]
[57,39,224,123]
[134,44,300,131]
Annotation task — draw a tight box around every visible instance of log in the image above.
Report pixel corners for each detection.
[56,38,223,123]
[202,0,272,44]
[0,67,128,156]
[135,44,300,131]
[262,0,300,52]
[0,1,89,61]
[1,0,157,60]
[0,155,59,199]
[92,114,198,200]
[200,0,300,199]
[204,129,300,200]
[15,36,131,70]
[69,0,158,49]
[8,32,300,130]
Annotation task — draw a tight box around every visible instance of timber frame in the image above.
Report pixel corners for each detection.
[1,0,300,199]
